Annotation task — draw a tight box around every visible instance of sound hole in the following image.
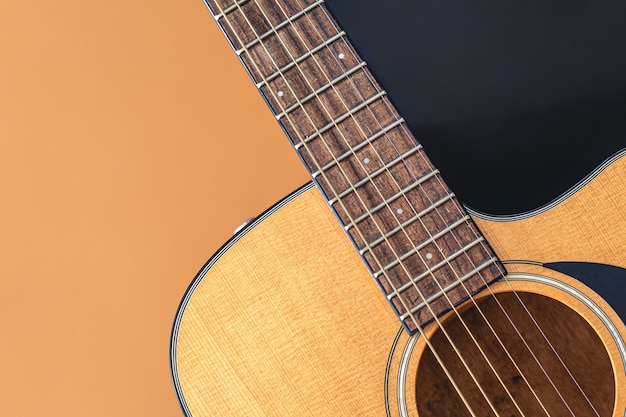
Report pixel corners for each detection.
[415,292,615,416]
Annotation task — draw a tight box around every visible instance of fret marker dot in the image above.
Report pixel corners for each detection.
[396,208,403,215]
[277,90,284,97]
[363,157,370,164]
[338,53,345,60]
[426,252,433,260]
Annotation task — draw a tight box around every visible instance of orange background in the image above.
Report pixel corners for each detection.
[0,1,308,416]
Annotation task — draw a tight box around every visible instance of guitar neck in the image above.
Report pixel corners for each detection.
[206,0,506,332]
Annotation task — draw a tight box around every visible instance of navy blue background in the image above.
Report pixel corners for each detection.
[326,0,626,215]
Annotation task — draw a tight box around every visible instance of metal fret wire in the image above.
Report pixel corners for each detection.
[313,5,599,414]
[308,6,597,415]
[347,170,439,226]
[224,1,525,414]
[257,5,504,334]
[214,0,251,19]
[217,1,535,414]
[276,61,367,120]
[362,192,456,251]
[288,5,557,415]
[380,234,483,281]
[211,0,597,414]
[254,30,346,85]
[312,117,407,179]
[236,0,323,52]
[227,2,445,328]
[251,0,485,326]
[281,3,551,414]
[230,0,456,328]
[298,90,388,144]
[217,2,572,412]
[327,146,423,204]
[318,11,593,415]
[218,1,588,414]
[244,0,462,333]
[209,1,485,415]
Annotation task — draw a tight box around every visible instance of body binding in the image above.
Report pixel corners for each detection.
[171,153,626,416]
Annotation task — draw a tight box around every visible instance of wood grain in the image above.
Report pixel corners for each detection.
[473,154,626,267]
[175,186,399,416]
[173,155,626,416]
[205,0,505,330]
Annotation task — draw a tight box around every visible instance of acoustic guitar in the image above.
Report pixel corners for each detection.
[170,1,626,416]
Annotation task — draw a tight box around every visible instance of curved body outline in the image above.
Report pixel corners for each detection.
[171,155,626,416]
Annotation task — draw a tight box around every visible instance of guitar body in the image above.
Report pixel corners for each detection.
[171,153,626,416]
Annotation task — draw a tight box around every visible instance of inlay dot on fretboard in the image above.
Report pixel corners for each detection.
[209,0,506,332]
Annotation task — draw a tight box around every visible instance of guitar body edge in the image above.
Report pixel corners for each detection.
[171,155,626,416]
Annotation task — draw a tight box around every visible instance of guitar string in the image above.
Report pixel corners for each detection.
[235,3,515,415]
[313,4,600,415]
[316,38,554,417]
[310,15,576,417]
[224,1,531,415]
[215,1,546,415]
[267,1,545,415]
[211,1,598,415]
[216,2,584,412]
[209,1,483,415]
[312,11,580,417]
[300,3,556,414]
[214,0,478,396]
[217,2,592,412]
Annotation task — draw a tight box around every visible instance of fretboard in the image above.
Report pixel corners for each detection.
[206,0,506,333]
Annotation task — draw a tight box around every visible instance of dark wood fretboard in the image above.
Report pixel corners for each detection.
[206,0,506,333]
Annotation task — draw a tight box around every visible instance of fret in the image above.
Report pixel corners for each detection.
[387,236,484,293]
[219,1,273,51]
[333,167,441,229]
[278,72,380,143]
[309,123,417,219]
[205,0,507,332]
[360,192,457,254]
[343,169,440,229]
[276,0,321,14]
[364,215,459,272]
[374,216,474,279]
[327,145,422,204]
[236,0,324,54]
[226,2,339,83]
[299,91,386,144]
[276,62,368,121]
[261,37,362,120]
[398,279,461,321]
[294,118,405,171]
[226,0,322,40]
[308,118,404,174]
[256,31,346,87]
[397,258,499,321]
[208,0,250,20]
[359,200,468,271]
[321,137,435,232]
[300,117,402,180]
